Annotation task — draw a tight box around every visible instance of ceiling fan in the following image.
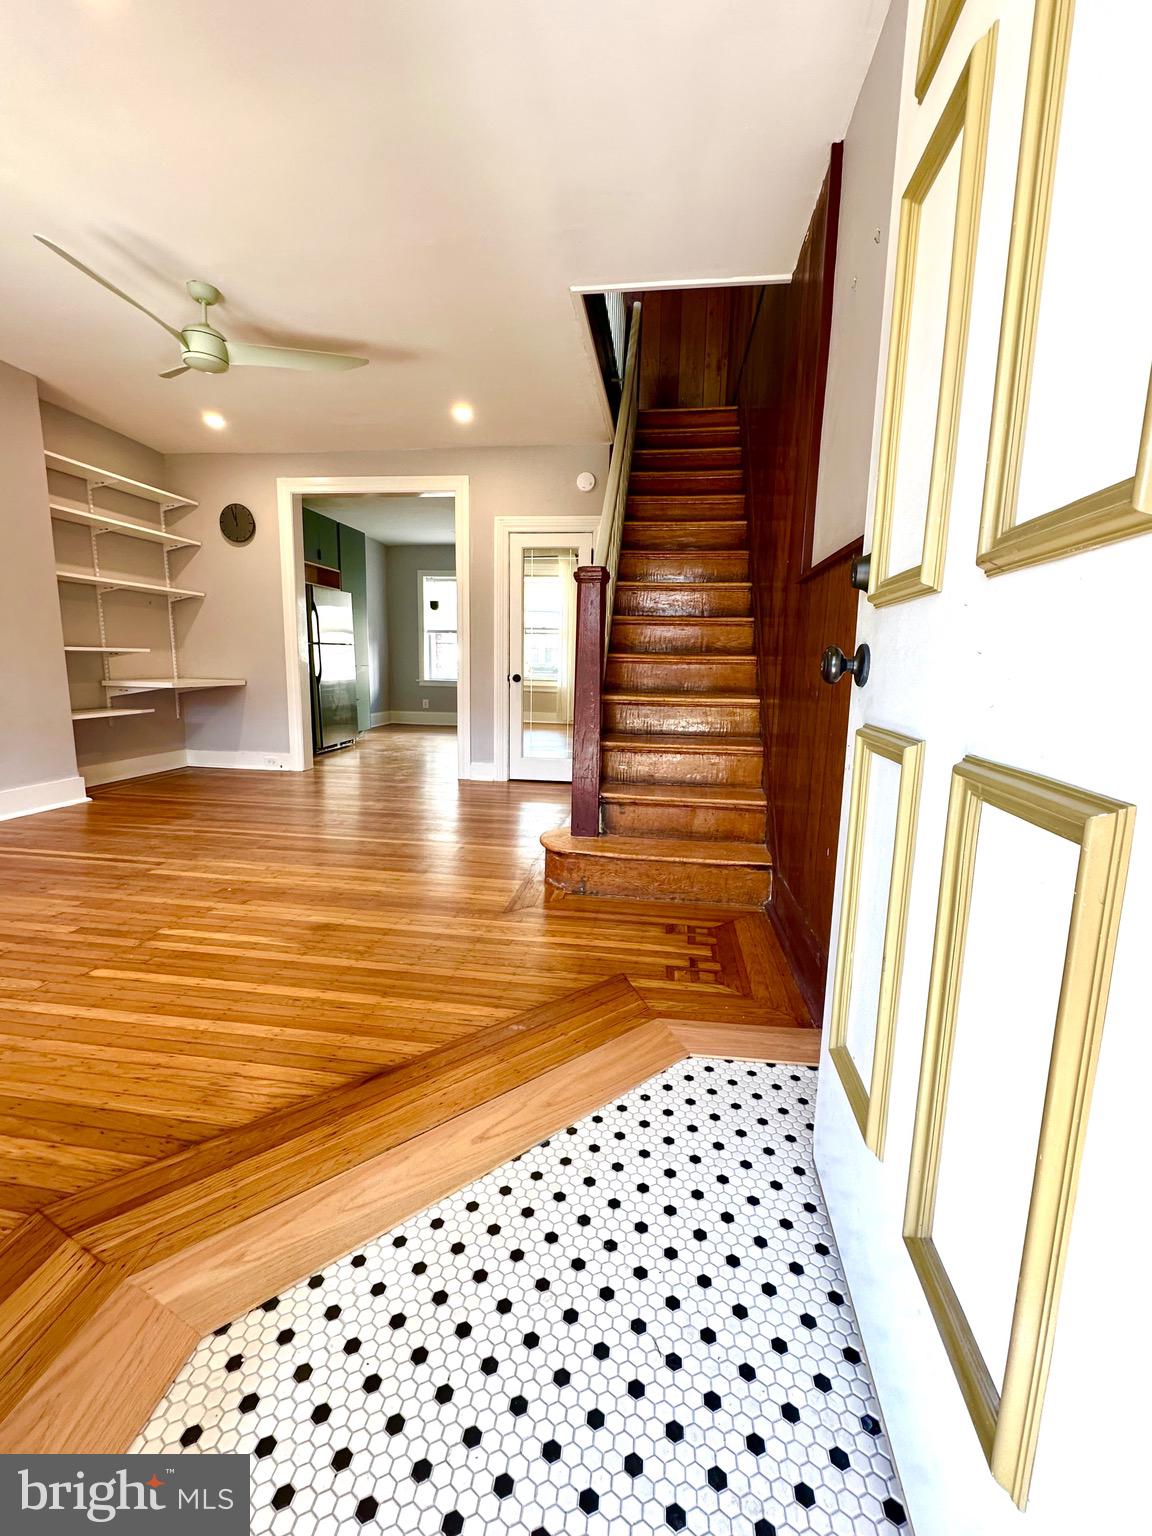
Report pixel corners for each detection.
[35,235,369,378]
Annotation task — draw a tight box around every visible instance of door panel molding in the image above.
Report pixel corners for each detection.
[903,755,1134,1507]
[869,26,998,607]
[916,0,970,102]
[978,0,1152,574]
[828,726,925,1159]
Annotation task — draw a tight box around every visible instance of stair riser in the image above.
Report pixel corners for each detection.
[638,408,739,430]
[630,472,744,496]
[602,800,767,843]
[619,551,750,583]
[605,656,758,693]
[635,427,740,450]
[626,496,745,522]
[631,447,742,471]
[615,586,751,618]
[601,746,763,789]
[623,523,748,551]
[603,700,760,736]
[611,618,754,655]
[544,846,770,907]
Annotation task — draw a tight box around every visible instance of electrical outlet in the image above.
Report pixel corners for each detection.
[263,756,279,768]
[422,698,429,710]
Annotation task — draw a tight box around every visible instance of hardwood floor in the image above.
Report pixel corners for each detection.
[0,727,808,1237]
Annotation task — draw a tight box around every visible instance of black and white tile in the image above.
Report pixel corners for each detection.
[135,1060,910,1535]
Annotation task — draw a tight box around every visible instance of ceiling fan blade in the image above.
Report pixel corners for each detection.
[35,235,183,340]
[227,341,369,372]
[159,365,191,379]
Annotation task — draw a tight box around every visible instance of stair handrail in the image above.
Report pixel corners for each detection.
[594,300,642,659]
[569,301,641,837]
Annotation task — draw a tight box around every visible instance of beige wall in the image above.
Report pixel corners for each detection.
[385,545,457,717]
[163,444,608,770]
[810,0,908,564]
[40,402,189,781]
[0,363,84,815]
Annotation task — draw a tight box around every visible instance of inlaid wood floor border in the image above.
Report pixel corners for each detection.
[0,973,817,1457]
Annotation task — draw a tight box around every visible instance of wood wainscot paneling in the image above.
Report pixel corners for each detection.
[626,287,760,410]
[735,145,859,1020]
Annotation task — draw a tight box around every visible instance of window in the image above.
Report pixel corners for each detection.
[523,572,563,684]
[419,572,458,683]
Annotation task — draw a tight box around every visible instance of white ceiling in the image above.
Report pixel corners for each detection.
[0,0,888,455]
[306,493,455,546]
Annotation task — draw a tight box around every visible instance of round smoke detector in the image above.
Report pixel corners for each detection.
[576,472,597,493]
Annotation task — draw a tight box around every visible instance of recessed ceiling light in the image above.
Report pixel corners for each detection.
[450,402,474,425]
[201,410,227,431]
[419,491,454,498]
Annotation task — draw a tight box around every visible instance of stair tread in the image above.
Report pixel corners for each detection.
[607,654,756,669]
[600,782,766,807]
[615,581,751,590]
[604,690,759,704]
[542,828,772,868]
[616,614,751,624]
[603,731,762,753]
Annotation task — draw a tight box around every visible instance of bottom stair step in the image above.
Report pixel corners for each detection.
[600,781,767,842]
[541,828,773,907]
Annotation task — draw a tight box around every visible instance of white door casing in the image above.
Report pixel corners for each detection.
[815,3,1150,1536]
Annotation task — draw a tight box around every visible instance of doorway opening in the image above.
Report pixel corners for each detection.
[276,476,470,777]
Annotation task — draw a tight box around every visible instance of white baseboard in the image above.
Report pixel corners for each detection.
[370,711,390,729]
[81,751,188,789]
[466,760,497,781]
[186,749,294,771]
[374,711,458,727]
[0,774,89,822]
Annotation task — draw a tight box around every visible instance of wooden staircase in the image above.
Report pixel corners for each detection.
[543,406,772,907]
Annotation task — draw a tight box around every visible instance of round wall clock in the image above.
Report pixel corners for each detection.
[219,503,256,545]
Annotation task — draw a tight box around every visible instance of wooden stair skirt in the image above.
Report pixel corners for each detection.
[546,405,774,907]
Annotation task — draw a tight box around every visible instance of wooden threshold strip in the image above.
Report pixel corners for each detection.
[0,975,818,1454]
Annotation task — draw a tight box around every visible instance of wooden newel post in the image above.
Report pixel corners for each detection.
[570,565,609,837]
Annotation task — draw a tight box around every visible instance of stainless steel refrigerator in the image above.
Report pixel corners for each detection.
[307,585,358,753]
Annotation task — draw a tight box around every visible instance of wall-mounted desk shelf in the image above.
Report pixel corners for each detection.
[56,569,205,601]
[103,678,246,696]
[44,452,197,511]
[71,707,157,722]
[50,497,201,549]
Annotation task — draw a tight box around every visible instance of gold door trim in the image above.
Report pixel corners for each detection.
[903,755,1134,1507]
[916,0,969,101]
[979,0,1152,574]
[828,727,925,1158]
[869,27,998,608]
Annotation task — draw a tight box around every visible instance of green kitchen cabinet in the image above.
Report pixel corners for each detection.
[302,506,340,570]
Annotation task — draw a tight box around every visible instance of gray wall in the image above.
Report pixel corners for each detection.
[163,444,607,769]
[385,545,457,717]
[364,536,389,720]
[0,362,82,812]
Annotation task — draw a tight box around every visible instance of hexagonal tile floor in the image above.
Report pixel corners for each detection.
[134,1059,911,1535]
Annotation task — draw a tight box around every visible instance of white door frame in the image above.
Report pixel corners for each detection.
[492,514,600,783]
[276,475,471,778]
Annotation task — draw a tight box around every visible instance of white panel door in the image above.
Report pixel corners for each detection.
[816,4,1150,1536]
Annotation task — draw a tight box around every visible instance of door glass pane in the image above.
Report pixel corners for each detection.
[520,546,578,760]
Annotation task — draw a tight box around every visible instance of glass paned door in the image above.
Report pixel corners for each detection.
[508,535,584,781]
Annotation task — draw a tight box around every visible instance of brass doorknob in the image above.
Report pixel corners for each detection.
[820,643,870,687]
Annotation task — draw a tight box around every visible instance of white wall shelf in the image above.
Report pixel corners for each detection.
[50,497,201,549]
[71,707,156,721]
[103,678,246,696]
[56,568,205,601]
[65,645,151,655]
[44,451,197,511]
